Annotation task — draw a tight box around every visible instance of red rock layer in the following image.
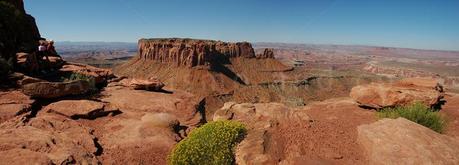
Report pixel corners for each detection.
[137,38,257,67]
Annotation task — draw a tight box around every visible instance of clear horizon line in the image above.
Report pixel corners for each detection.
[56,40,459,52]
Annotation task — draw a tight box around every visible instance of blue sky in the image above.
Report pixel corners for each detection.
[25,0,459,51]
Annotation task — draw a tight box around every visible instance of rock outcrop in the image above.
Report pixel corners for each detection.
[16,52,65,73]
[350,78,444,109]
[117,78,165,91]
[60,62,115,85]
[256,48,275,59]
[101,85,205,127]
[0,91,34,123]
[358,118,459,164]
[0,0,41,63]
[43,100,120,120]
[21,80,90,99]
[0,114,100,164]
[137,38,258,67]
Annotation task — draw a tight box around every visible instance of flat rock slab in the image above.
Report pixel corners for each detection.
[358,118,459,165]
[43,100,118,120]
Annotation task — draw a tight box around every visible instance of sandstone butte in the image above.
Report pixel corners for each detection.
[137,38,259,68]
[115,38,291,98]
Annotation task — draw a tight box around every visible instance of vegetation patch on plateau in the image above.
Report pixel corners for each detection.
[168,120,247,165]
[377,102,447,133]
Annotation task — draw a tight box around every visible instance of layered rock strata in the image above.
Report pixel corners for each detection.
[137,38,260,67]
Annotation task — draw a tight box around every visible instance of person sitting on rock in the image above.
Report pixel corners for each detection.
[46,40,59,57]
[37,41,48,61]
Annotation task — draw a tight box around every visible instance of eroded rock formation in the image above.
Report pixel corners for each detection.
[137,38,260,67]
[256,48,275,59]
[350,78,445,109]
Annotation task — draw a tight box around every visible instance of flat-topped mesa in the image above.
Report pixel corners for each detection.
[137,38,258,67]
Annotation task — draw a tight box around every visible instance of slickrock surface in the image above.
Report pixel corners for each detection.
[138,38,256,67]
[0,91,34,123]
[350,78,444,109]
[358,118,459,165]
[0,114,100,164]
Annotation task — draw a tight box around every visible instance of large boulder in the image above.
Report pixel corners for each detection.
[118,78,165,91]
[60,62,115,85]
[21,80,90,99]
[350,78,444,109]
[0,91,34,123]
[358,118,459,164]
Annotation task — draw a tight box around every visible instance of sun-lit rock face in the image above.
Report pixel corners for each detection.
[137,38,258,67]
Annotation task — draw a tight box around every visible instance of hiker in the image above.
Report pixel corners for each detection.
[46,40,58,57]
[37,41,48,61]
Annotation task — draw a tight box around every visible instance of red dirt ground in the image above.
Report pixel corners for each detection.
[268,98,377,164]
[441,93,459,138]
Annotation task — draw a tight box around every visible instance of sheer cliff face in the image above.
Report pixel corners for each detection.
[0,0,41,60]
[137,38,258,67]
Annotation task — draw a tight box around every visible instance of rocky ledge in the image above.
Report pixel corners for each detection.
[137,38,274,67]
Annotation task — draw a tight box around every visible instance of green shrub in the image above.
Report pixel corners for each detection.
[377,102,447,133]
[168,120,247,165]
[62,72,97,90]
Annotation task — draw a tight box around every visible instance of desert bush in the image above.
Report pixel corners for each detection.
[168,120,247,165]
[62,72,97,90]
[377,102,447,133]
